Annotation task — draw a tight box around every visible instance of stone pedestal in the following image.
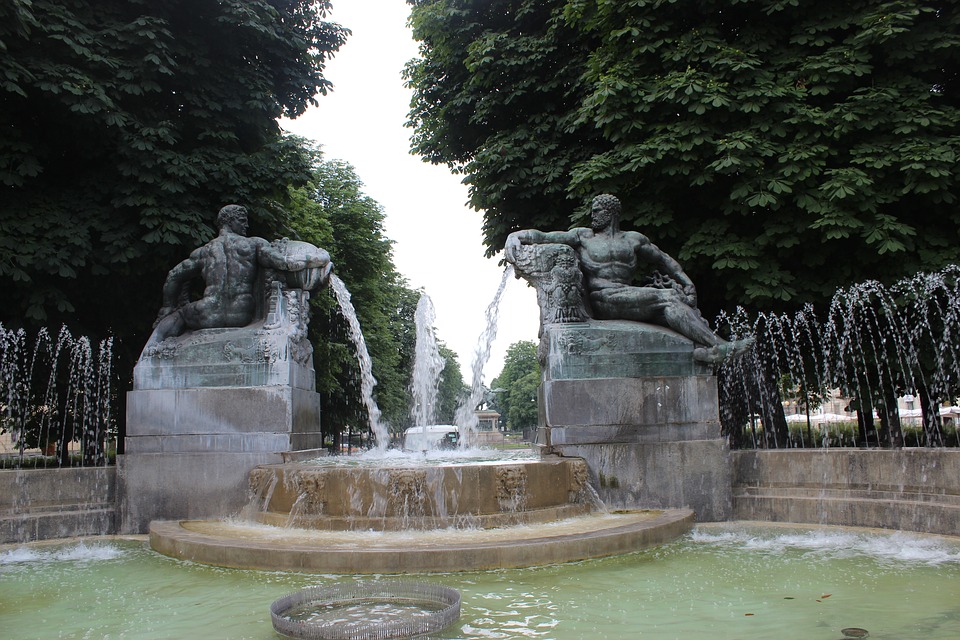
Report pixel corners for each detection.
[120,323,322,533]
[537,321,732,522]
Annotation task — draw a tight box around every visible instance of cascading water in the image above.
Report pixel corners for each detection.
[454,266,514,447]
[718,266,960,449]
[0,325,114,467]
[408,295,445,445]
[328,275,389,450]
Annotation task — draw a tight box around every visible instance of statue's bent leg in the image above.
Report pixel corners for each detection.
[143,310,186,352]
[662,303,725,347]
[589,287,660,323]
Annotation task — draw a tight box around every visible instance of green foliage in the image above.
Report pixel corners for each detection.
[436,343,467,425]
[287,156,421,439]
[405,0,960,317]
[490,340,540,432]
[0,0,348,346]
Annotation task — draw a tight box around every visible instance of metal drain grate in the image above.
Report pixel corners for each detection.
[271,580,461,639]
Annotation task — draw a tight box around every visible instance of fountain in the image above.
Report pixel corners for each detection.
[0,325,116,543]
[409,294,445,432]
[0,325,114,466]
[718,265,960,449]
[3,194,960,637]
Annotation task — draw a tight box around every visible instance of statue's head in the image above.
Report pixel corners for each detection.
[217,204,249,235]
[591,194,621,232]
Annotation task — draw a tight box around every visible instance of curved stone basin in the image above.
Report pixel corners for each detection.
[248,455,594,531]
[150,509,694,573]
[149,452,695,573]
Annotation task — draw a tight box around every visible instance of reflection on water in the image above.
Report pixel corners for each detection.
[2,524,959,639]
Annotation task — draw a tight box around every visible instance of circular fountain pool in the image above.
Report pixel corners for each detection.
[3,523,959,639]
[153,451,692,572]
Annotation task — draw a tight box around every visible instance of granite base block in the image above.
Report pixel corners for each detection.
[118,451,281,534]
[540,376,719,431]
[126,386,320,438]
[553,440,732,522]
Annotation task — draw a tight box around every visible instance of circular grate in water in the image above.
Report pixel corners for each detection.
[270,580,461,639]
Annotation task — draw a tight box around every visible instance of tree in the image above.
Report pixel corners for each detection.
[436,343,467,424]
[287,156,420,444]
[405,0,960,318]
[0,0,348,350]
[491,340,540,433]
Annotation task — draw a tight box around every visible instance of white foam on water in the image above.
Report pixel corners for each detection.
[53,541,126,562]
[0,547,42,564]
[1,541,125,565]
[692,526,960,566]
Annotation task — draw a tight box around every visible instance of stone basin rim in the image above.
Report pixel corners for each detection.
[148,508,695,573]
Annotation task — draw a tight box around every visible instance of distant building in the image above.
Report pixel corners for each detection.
[475,410,501,432]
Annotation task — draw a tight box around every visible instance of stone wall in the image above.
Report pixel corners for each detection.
[5,450,960,545]
[733,449,960,535]
[0,467,117,544]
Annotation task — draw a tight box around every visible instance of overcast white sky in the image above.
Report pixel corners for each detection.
[281,1,540,381]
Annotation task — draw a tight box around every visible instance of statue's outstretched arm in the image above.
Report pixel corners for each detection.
[505,229,580,262]
[258,239,330,272]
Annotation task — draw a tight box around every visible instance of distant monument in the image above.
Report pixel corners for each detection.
[121,204,333,533]
[505,194,751,520]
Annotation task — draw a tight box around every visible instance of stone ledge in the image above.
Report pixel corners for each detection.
[149,508,694,573]
[732,449,960,535]
[733,492,960,537]
[1,508,116,544]
[259,503,593,531]
[735,485,960,506]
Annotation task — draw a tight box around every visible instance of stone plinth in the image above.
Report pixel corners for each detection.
[121,324,322,533]
[543,320,713,381]
[538,321,731,522]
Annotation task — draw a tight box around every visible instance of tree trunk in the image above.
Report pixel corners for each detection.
[877,384,903,448]
[758,362,789,448]
[916,382,944,447]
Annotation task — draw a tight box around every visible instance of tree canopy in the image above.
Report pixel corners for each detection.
[435,343,467,425]
[490,340,540,433]
[0,0,348,343]
[405,0,960,317]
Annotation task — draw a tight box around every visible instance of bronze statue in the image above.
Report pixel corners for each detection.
[505,194,751,363]
[144,204,331,350]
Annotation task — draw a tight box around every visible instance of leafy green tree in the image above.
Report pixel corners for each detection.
[287,157,420,444]
[0,0,348,349]
[491,340,540,433]
[405,0,960,318]
[436,343,467,424]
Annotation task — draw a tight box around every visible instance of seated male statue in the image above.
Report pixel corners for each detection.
[144,204,331,350]
[504,194,751,363]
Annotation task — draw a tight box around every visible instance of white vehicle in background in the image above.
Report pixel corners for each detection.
[402,425,459,451]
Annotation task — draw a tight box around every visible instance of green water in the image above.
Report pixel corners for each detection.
[2,523,959,639]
